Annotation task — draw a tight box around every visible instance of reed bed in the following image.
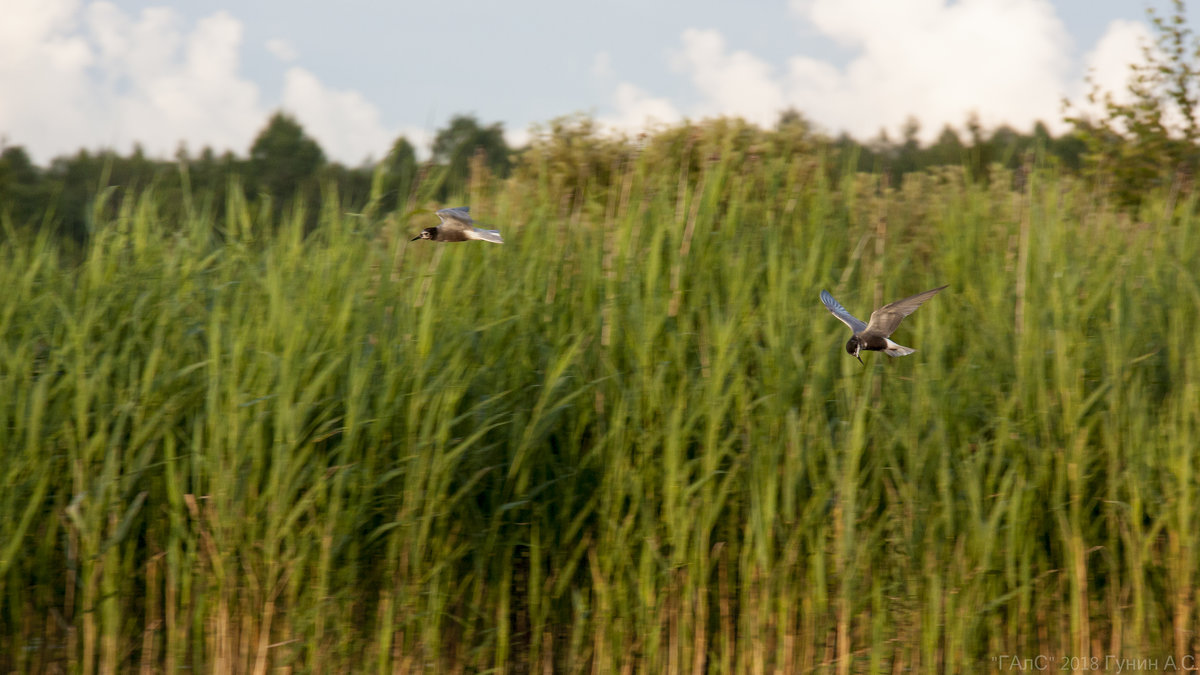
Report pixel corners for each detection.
[2,132,1198,673]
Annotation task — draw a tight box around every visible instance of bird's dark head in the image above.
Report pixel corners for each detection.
[845,336,864,365]
[411,227,437,241]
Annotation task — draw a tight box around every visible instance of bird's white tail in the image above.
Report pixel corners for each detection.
[469,228,504,244]
[883,338,916,357]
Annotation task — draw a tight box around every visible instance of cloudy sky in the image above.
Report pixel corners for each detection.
[0,0,1185,165]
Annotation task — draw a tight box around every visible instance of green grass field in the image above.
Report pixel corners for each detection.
[2,124,1199,673]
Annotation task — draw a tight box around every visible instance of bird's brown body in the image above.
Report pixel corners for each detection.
[411,207,504,244]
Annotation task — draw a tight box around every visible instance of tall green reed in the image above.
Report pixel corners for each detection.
[2,126,1198,672]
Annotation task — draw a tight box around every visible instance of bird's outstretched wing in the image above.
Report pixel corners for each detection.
[820,290,867,334]
[865,285,948,337]
[436,207,474,232]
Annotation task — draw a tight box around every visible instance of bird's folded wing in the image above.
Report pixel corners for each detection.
[436,207,474,230]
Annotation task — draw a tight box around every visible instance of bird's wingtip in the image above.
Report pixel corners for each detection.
[470,228,504,244]
[883,340,917,357]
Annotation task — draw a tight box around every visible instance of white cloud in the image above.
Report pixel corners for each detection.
[281,67,399,164]
[0,0,96,159]
[505,126,532,150]
[266,37,298,63]
[0,0,89,70]
[0,1,265,162]
[602,0,1107,143]
[0,1,410,164]
[598,82,682,134]
[671,28,785,127]
[1078,19,1152,108]
[1070,19,1196,135]
[786,0,1074,141]
[102,7,264,158]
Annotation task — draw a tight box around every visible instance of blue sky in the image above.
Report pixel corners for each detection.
[1,0,1189,165]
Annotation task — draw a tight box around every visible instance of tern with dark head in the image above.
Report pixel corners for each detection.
[411,207,504,244]
[820,285,948,364]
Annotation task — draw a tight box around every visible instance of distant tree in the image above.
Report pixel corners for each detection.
[774,108,820,158]
[830,131,873,174]
[0,145,37,184]
[1031,121,1052,147]
[988,125,1023,167]
[381,136,418,206]
[45,149,110,242]
[188,147,239,199]
[878,116,923,182]
[248,111,325,205]
[776,108,811,133]
[962,113,991,182]
[928,124,965,168]
[1064,0,1200,206]
[318,162,374,213]
[511,115,631,212]
[0,145,47,229]
[1044,124,1085,171]
[431,114,511,199]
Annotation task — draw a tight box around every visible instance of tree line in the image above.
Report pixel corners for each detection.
[0,110,513,245]
[0,110,1088,241]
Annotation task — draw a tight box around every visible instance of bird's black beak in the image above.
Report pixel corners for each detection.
[855,353,864,365]
[410,234,422,241]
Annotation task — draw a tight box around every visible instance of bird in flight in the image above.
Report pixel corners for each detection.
[820,285,948,364]
[411,207,504,244]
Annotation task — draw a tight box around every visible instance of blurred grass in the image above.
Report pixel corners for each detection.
[2,120,1199,672]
